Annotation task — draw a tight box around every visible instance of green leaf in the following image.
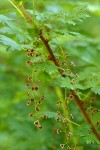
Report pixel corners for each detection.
[78,71,100,94]
[65,5,90,25]
[77,124,91,137]
[0,27,14,34]
[33,61,58,75]
[0,15,14,25]
[83,134,100,144]
[51,76,73,89]
[27,27,39,37]
[91,86,100,95]
[84,73,100,91]
[44,61,58,75]
[75,124,100,144]
[0,35,22,51]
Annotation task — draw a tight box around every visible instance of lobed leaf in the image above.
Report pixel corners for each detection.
[0,14,14,25]
[0,35,22,51]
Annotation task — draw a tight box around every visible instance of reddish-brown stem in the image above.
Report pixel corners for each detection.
[40,34,66,77]
[40,31,100,141]
[40,34,59,66]
[71,91,100,141]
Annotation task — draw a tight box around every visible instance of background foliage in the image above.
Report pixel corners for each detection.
[0,0,100,150]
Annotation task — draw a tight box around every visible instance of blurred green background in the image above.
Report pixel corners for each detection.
[0,0,100,150]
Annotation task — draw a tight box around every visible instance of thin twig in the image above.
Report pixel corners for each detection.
[71,91,100,140]
[39,33,66,77]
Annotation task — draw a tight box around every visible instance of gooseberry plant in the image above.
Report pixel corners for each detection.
[0,0,100,149]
